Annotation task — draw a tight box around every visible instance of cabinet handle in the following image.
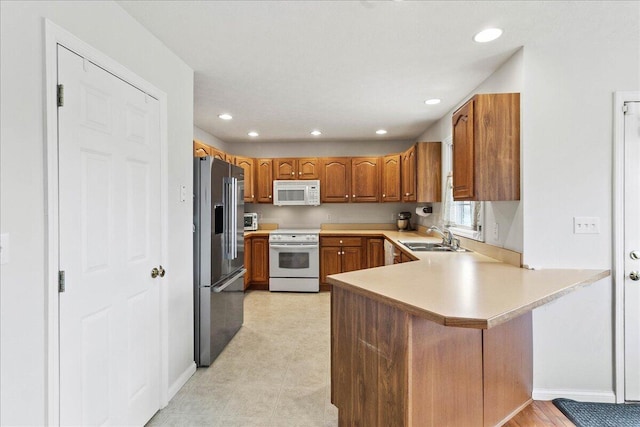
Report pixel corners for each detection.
[291,172,295,175]
[298,171,302,175]
[340,240,343,244]
[252,194,255,197]
[268,195,272,199]
[405,192,409,196]
[337,251,341,255]
[345,195,348,198]
[382,194,386,197]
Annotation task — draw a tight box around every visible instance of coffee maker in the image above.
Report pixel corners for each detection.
[397,211,412,231]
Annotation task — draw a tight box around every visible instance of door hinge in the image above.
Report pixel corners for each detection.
[57,84,64,107]
[623,103,629,114]
[58,270,66,293]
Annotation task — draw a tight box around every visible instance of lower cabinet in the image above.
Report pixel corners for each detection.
[367,238,385,268]
[244,235,269,290]
[320,236,365,288]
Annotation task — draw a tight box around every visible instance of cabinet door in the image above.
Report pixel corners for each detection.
[225,154,236,165]
[244,237,251,289]
[321,158,351,203]
[251,237,269,284]
[193,140,211,158]
[273,158,297,180]
[351,157,380,203]
[367,238,385,268]
[256,159,273,203]
[381,154,401,202]
[342,246,363,273]
[416,142,442,203]
[400,252,414,263]
[452,99,475,200]
[320,246,342,284]
[298,158,320,179]
[236,156,255,203]
[210,146,226,161]
[401,146,417,202]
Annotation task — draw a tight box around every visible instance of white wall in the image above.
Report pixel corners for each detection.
[417,2,640,401]
[0,2,194,424]
[416,48,524,252]
[523,3,639,402]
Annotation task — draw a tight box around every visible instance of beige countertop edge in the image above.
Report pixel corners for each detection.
[328,269,611,329]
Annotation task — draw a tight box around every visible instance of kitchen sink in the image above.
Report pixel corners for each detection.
[398,241,471,253]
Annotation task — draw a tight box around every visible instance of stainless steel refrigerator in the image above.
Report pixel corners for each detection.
[194,157,245,366]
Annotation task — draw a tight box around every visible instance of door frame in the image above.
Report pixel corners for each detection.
[613,91,640,403]
[44,20,170,424]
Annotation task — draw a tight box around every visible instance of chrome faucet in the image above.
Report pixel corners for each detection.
[428,226,460,250]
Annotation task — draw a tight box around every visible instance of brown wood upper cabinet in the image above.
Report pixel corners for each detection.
[193,139,226,161]
[452,93,520,201]
[320,158,352,203]
[401,145,417,202]
[273,158,320,180]
[256,158,273,203]
[235,156,255,203]
[351,157,380,203]
[416,142,442,203]
[381,154,401,202]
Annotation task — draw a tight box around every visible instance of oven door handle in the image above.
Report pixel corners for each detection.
[269,244,319,249]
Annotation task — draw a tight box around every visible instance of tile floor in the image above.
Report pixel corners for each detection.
[146,291,338,427]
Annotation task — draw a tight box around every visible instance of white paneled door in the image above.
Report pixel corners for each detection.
[58,45,162,425]
[625,101,640,402]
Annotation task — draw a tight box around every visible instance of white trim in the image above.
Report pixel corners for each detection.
[168,362,197,402]
[44,19,170,424]
[532,388,616,404]
[613,91,640,404]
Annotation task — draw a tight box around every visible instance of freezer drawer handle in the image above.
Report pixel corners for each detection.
[212,269,247,293]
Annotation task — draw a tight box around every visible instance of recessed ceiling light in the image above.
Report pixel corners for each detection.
[218,113,233,120]
[473,28,503,43]
[376,129,388,135]
[248,131,259,137]
[310,130,322,136]
[425,98,441,105]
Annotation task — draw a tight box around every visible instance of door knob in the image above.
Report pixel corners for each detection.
[151,267,159,278]
[630,271,640,281]
[158,265,166,277]
[631,250,640,260]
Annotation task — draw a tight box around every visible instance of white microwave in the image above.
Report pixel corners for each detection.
[273,180,320,206]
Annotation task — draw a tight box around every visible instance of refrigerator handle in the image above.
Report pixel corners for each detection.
[223,177,231,260]
[231,177,238,259]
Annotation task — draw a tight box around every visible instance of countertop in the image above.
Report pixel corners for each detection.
[324,230,609,329]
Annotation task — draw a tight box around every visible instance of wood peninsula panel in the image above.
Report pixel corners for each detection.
[483,312,533,427]
[409,316,483,427]
[331,284,536,426]
[331,287,409,426]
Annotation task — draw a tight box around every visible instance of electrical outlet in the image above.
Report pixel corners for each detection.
[391,213,396,221]
[0,233,9,265]
[327,214,333,221]
[493,223,499,241]
[574,217,600,234]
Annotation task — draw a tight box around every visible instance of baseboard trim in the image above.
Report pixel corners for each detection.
[532,388,616,403]
[168,362,197,402]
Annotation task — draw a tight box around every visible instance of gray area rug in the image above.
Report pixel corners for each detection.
[552,398,640,427]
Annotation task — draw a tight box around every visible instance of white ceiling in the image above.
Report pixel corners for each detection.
[117,1,602,143]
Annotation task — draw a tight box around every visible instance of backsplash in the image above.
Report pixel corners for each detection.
[246,202,437,230]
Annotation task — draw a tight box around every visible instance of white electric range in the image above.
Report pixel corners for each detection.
[268,229,320,292]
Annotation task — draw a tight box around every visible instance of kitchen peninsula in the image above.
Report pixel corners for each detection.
[327,243,608,426]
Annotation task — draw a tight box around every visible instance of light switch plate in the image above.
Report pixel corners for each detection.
[574,217,600,234]
[1,233,9,265]
[180,185,187,202]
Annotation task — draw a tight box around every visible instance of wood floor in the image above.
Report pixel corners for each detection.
[505,400,575,426]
